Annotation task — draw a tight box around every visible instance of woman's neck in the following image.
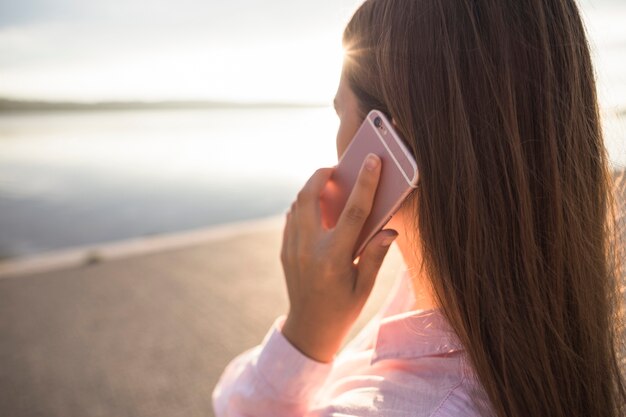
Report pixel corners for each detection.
[397,239,438,311]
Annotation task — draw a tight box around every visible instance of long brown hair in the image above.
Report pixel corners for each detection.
[342,0,626,416]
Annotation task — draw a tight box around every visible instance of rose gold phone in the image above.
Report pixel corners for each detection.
[321,109,419,260]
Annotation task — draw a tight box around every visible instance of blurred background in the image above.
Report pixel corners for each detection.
[0,0,624,416]
[0,0,351,259]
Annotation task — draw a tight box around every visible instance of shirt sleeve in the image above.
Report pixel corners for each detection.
[211,314,335,417]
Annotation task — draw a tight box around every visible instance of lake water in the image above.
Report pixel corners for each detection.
[0,106,624,260]
[0,107,340,259]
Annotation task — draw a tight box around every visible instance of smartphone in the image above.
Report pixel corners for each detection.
[321,109,419,260]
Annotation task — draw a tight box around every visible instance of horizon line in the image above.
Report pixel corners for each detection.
[0,97,330,112]
[0,97,623,117]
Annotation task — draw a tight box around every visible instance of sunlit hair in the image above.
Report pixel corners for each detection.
[342,0,626,416]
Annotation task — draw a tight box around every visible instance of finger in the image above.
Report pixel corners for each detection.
[354,229,398,297]
[296,167,335,234]
[334,153,382,255]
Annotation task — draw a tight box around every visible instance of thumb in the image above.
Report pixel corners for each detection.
[355,229,398,297]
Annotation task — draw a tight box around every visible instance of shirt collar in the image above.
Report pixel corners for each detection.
[370,307,465,366]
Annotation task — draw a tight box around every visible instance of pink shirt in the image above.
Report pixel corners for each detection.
[212,266,494,416]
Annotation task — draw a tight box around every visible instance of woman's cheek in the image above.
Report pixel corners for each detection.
[336,118,357,159]
[336,128,347,159]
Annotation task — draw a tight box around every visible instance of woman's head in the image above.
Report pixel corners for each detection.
[340,0,625,416]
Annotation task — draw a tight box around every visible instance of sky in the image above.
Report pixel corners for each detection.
[0,0,624,107]
[0,0,362,103]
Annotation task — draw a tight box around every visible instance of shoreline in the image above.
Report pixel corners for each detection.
[0,214,285,279]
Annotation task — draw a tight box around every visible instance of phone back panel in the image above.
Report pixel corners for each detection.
[321,110,419,259]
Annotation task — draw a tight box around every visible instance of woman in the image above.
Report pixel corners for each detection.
[212,0,626,415]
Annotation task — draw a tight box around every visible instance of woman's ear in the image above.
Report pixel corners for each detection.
[391,117,398,128]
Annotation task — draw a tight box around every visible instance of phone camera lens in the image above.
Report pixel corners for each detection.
[374,117,382,128]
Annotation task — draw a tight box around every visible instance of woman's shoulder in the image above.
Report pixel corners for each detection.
[315,350,492,417]
[316,305,495,416]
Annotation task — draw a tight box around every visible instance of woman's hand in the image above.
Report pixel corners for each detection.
[280,153,399,363]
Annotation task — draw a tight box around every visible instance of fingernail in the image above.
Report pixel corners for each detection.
[365,154,379,171]
[381,232,398,247]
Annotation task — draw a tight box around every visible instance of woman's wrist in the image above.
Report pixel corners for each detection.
[281,314,342,363]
